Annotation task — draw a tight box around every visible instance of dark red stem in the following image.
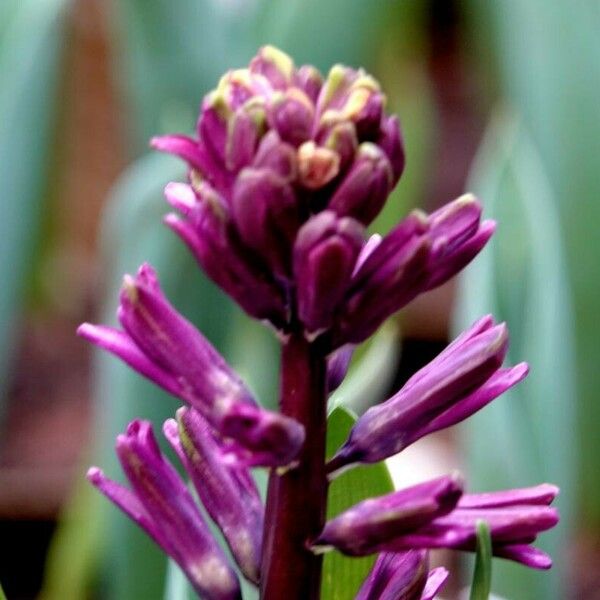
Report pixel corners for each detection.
[260,331,328,599]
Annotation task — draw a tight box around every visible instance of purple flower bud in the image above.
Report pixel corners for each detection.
[294,64,324,104]
[377,115,405,184]
[356,551,448,600]
[231,167,300,277]
[326,344,355,393]
[388,485,560,570]
[251,131,297,180]
[268,88,314,147]
[328,317,525,474]
[332,196,494,346]
[327,143,394,225]
[79,264,304,467]
[163,181,288,325]
[88,420,241,600]
[225,100,267,172]
[332,212,431,345]
[313,475,463,556]
[293,211,365,334]
[316,66,384,139]
[425,194,496,290]
[164,409,263,584]
[249,45,294,90]
[319,121,358,172]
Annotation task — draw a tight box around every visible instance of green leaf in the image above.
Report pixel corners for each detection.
[321,407,394,600]
[454,111,575,600]
[469,520,492,600]
[0,0,68,418]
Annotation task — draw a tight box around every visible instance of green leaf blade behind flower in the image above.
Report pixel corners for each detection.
[321,407,394,600]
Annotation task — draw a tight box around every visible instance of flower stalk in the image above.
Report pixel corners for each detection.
[261,331,328,599]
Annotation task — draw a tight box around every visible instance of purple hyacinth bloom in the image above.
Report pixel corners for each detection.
[164,408,263,584]
[163,180,288,325]
[333,195,495,346]
[355,551,448,600]
[313,475,463,556]
[326,343,355,393]
[77,263,304,468]
[317,479,558,570]
[88,420,241,600]
[294,211,365,334]
[328,143,394,226]
[328,316,527,474]
[387,484,560,569]
[231,166,300,277]
[151,46,405,326]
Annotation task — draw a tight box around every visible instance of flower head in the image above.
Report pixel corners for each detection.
[88,420,242,600]
[78,263,304,467]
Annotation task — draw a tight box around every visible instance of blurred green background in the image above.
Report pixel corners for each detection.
[0,0,597,598]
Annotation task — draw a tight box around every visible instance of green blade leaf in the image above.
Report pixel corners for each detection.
[469,520,492,600]
[0,0,68,417]
[321,407,394,600]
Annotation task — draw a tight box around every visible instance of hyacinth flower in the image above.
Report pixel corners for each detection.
[82,45,560,599]
[78,263,304,468]
[315,482,558,570]
[88,420,241,599]
[164,408,264,583]
[355,551,448,600]
[327,315,529,474]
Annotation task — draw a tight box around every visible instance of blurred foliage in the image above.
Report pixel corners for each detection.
[466,0,600,530]
[0,0,69,421]
[454,112,576,600]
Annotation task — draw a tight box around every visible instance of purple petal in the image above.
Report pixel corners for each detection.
[421,567,448,600]
[76,323,182,397]
[313,475,463,556]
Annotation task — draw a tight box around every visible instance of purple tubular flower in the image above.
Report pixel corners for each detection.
[88,420,241,600]
[316,478,558,570]
[328,143,394,226]
[163,181,288,326]
[231,167,300,277]
[326,344,355,393]
[355,551,448,600]
[293,211,365,334]
[332,211,431,345]
[78,263,304,467]
[424,194,496,290]
[332,195,494,346]
[328,316,526,474]
[387,485,560,569]
[163,408,263,584]
[313,475,463,556]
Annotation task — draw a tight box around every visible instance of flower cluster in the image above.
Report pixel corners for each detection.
[81,46,559,599]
